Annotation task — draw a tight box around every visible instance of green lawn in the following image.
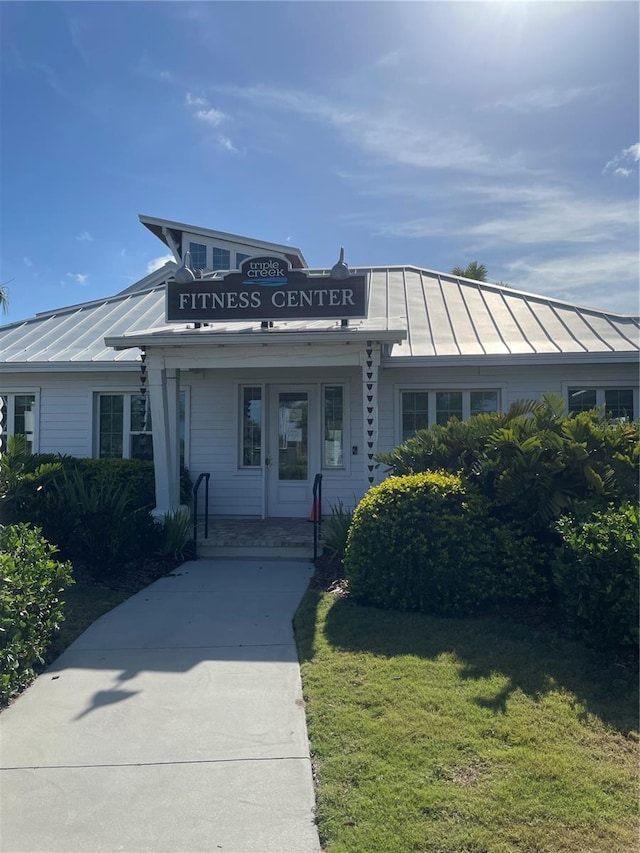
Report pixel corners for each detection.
[295,591,639,853]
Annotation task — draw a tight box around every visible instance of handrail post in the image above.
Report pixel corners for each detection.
[312,473,323,560]
[192,472,211,547]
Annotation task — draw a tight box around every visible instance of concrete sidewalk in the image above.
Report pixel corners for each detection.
[0,559,321,853]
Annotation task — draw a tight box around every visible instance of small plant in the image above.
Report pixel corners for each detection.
[0,523,73,702]
[158,508,193,560]
[322,500,353,558]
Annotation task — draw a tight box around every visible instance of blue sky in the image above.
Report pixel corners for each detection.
[1,1,638,325]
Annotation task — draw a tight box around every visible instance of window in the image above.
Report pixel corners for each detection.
[435,391,462,425]
[400,389,500,441]
[568,387,635,420]
[401,391,429,442]
[240,386,262,467]
[96,392,187,463]
[212,247,231,270]
[0,392,38,453]
[236,252,250,268]
[189,242,207,270]
[470,390,499,416]
[323,385,345,468]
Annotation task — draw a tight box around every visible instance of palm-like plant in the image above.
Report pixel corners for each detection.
[0,281,9,314]
[451,261,488,282]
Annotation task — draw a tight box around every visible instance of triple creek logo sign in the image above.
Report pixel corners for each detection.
[166,255,367,323]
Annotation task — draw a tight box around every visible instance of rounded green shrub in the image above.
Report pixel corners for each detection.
[553,503,639,655]
[344,472,551,616]
[344,472,500,616]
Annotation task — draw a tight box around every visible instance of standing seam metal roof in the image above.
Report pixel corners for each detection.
[0,267,637,367]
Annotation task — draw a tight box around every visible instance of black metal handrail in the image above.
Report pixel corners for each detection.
[312,472,323,560]
[192,472,210,543]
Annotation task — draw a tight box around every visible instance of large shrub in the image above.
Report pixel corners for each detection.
[553,503,639,656]
[377,396,639,536]
[0,524,73,702]
[344,472,548,617]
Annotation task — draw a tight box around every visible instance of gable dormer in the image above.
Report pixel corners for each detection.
[139,214,307,272]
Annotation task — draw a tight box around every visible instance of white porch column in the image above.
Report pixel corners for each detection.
[361,341,381,489]
[148,358,180,515]
[166,367,181,508]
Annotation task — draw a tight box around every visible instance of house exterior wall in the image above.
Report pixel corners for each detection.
[1,358,637,517]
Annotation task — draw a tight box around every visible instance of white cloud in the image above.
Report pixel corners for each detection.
[197,107,225,126]
[67,272,88,284]
[147,254,174,274]
[76,231,94,242]
[186,92,207,107]
[217,134,239,153]
[480,86,601,113]
[603,143,640,176]
[23,256,33,267]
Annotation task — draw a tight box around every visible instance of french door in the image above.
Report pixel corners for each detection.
[266,386,317,517]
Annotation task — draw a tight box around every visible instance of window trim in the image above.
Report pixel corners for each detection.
[396,384,504,444]
[322,383,348,471]
[237,383,265,470]
[92,387,190,465]
[563,382,637,420]
[0,388,40,453]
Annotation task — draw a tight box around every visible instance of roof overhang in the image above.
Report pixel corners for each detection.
[385,351,639,368]
[105,327,407,352]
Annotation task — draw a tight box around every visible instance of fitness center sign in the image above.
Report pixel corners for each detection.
[166,255,367,323]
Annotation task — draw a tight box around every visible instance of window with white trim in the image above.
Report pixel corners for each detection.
[236,252,250,268]
[0,392,38,453]
[568,387,635,420]
[240,386,262,467]
[212,247,231,270]
[95,392,187,463]
[400,389,500,441]
[323,385,345,468]
[189,242,207,270]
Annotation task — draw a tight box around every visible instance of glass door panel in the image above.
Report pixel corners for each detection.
[278,392,308,481]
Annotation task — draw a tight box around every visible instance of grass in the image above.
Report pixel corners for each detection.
[44,584,129,663]
[295,590,639,853]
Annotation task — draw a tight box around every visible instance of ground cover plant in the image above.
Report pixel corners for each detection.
[295,588,639,853]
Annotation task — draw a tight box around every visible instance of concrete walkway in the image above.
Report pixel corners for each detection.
[0,559,321,853]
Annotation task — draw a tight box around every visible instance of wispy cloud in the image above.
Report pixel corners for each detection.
[146,254,173,274]
[217,83,530,177]
[479,86,602,113]
[603,143,640,177]
[67,272,88,284]
[76,231,93,242]
[186,92,226,125]
[23,257,33,267]
[217,134,239,153]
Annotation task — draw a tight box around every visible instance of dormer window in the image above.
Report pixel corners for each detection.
[189,242,207,270]
[212,247,231,270]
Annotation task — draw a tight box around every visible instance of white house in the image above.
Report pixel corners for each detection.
[1,214,638,519]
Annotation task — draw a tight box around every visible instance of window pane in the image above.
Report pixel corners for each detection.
[401,391,429,441]
[99,395,123,458]
[130,393,152,432]
[278,392,308,481]
[436,391,462,425]
[323,386,344,468]
[130,433,153,461]
[568,388,597,414]
[241,387,262,467]
[212,247,231,270]
[605,389,634,420]
[189,242,207,270]
[14,394,36,453]
[236,252,250,267]
[470,390,498,416]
